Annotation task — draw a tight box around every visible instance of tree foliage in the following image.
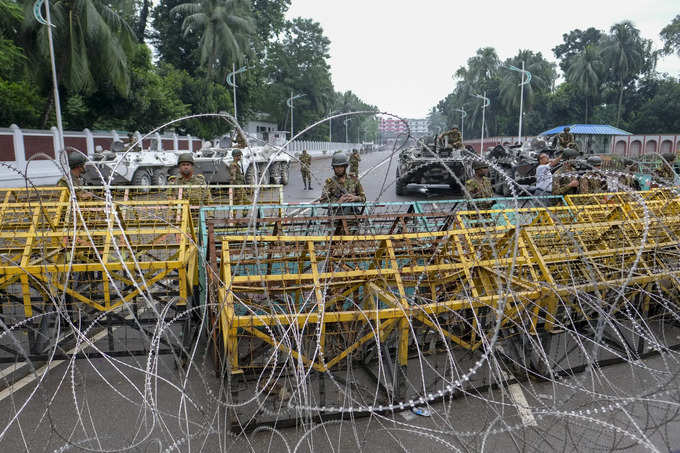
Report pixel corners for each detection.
[660,14,680,57]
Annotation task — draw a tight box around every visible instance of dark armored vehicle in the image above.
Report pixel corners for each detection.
[394,137,471,195]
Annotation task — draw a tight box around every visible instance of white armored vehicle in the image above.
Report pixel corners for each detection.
[84,134,291,187]
[194,135,290,185]
[84,141,178,186]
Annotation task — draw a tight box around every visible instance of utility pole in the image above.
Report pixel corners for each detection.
[226,64,248,120]
[473,92,490,155]
[35,0,64,154]
[328,110,339,142]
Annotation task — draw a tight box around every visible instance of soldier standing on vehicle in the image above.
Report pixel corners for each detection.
[57,152,93,200]
[168,153,212,204]
[465,161,494,210]
[654,152,676,185]
[349,149,361,177]
[234,129,248,149]
[229,149,251,211]
[552,149,580,197]
[319,152,365,204]
[300,149,312,190]
[578,156,607,194]
[557,127,575,149]
[439,127,463,149]
[126,132,140,152]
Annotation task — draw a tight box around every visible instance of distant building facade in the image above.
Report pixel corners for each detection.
[379,117,429,138]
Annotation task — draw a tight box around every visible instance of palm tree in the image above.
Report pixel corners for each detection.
[566,44,604,123]
[172,0,255,80]
[602,21,645,127]
[22,0,135,125]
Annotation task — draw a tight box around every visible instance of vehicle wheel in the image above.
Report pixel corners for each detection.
[152,168,168,186]
[257,165,270,185]
[132,169,152,192]
[245,165,256,185]
[280,163,289,185]
[396,179,406,196]
[269,162,281,184]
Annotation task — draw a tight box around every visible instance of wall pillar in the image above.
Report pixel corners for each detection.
[10,124,25,165]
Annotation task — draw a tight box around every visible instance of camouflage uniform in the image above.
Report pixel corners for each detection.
[557,131,574,148]
[230,161,251,206]
[349,151,361,177]
[578,171,607,194]
[320,175,366,204]
[440,129,462,149]
[300,151,312,188]
[235,130,247,148]
[168,173,212,204]
[654,164,675,185]
[552,166,579,197]
[465,176,493,209]
[57,175,84,190]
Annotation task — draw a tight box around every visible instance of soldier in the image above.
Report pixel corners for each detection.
[126,132,140,152]
[234,129,248,149]
[557,127,575,149]
[617,158,640,191]
[654,152,676,185]
[168,153,212,204]
[349,148,361,177]
[300,149,313,190]
[465,161,494,210]
[229,149,251,210]
[578,156,607,194]
[319,152,366,204]
[57,152,93,200]
[552,149,581,197]
[439,127,463,149]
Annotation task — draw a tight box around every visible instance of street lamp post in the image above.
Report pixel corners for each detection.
[454,108,467,139]
[344,118,352,144]
[506,61,531,144]
[328,110,340,142]
[286,91,306,140]
[226,63,248,120]
[473,92,490,155]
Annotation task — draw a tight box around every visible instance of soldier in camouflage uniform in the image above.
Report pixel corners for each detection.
[552,149,580,197]
[557,127,575,149]
[126,132,140,152]
[57,152,93,200]
[654,152,676,185]
[465,161,493,210]
[349,149,361,178]
[578,156,607,194]
[349,149,361,177]
[234,129,247,149]
[439,127,463,149]
[167,153,212,204]
[319,152,366,204]
[230,149,251,211]
[300,149,312,190]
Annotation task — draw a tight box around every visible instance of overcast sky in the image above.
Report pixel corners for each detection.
[286,0,680,119]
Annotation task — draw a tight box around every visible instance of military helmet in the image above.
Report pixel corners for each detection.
[662,152,676,162]
[68,152,87,169]
[178,153,194,165]
[232,149,243,157]
[331,152,349,167]
[561,149,580,160]
[564,127,571,132]
[586,155,602,166]
[472,160,489,170]
[623,158,635,166]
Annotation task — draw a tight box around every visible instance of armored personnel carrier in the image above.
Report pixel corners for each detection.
[84,141,178,187]
[84,137,291,188]
[394,137,470,195]
[196,136,290,185]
